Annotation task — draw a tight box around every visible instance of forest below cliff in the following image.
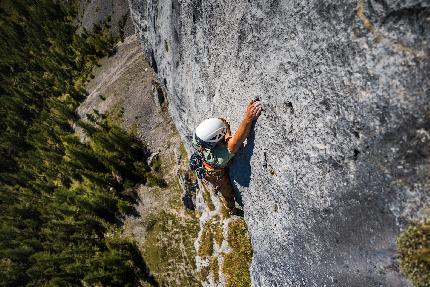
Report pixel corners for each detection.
[1,1,429,287]
[0,1,158,285]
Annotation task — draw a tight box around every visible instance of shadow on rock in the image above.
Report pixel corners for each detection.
[229,124,256,207]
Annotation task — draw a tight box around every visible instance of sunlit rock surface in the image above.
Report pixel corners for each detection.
[128,0,430,286]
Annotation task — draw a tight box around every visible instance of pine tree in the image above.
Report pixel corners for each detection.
[0,1,158,286]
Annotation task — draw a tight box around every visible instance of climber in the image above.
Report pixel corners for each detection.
[190,99,262,215]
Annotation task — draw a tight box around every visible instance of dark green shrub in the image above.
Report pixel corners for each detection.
[0,1,156,286]
[397,220,430,287]
[150,156,162,172]
[146,173,167,188]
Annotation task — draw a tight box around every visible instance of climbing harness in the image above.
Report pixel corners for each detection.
[189,136,227,195]
[189,151,225,186]
[202,161,225,177]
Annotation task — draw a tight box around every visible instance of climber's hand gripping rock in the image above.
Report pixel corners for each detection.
[244,99,262,122]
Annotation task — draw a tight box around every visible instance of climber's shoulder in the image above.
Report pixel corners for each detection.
[203,142,234,168]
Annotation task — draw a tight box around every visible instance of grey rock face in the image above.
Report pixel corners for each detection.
[128,0,430,286]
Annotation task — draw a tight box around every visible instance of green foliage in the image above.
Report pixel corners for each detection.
[142,211,200,286]
[150,156,162,172]
[0,1,157,286]
[214,221,224,246]
[210,256,220,283]
[105,101,125,126]
[202,186,215,211]
[198,217,223,259]
[198,264,211,282]
[0,0,117,176]
[223,219,253,287]
[199,220,214,257]
[78,119,151,186]
[146,173,167,188]
[220,204,231,219]
[397,220,430,287]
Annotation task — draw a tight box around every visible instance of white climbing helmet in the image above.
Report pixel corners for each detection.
[195,118,226,148]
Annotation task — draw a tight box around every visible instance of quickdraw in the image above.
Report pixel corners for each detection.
[189,152,225,180]
[189,153,206,179]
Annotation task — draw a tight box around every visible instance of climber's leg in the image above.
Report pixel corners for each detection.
[218,174,236,211]
[205,173,236,211]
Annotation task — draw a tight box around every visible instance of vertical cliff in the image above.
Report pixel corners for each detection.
[128,0,430,286]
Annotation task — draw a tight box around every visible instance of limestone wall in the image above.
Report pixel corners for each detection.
[128,0,430,286]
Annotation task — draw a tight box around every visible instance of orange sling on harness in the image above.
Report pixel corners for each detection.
[202,161,225,176]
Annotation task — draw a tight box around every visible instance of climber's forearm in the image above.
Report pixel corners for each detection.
[227,117,253,154]
[227,100,261,153]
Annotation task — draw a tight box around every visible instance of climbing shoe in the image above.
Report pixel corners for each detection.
[229,207,244,217]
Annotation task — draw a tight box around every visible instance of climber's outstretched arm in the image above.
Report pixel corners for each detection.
[227,100,262,154]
